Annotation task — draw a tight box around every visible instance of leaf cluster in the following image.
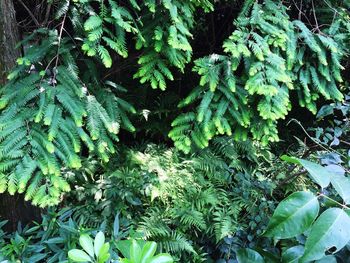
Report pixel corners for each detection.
[170,0,346,152]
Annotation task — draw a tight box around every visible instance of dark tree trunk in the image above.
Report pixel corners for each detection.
[0,0,41,232]
[0,0,20,82]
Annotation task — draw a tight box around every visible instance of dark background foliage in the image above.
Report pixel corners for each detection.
[1,0,350,262]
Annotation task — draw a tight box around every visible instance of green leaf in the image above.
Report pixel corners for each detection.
[236,248,264,263]
[264,191,319,239]
[117,240,132,258]
[79,234,94,258]
[316,105,334,119]
[68,249,92,262]
[113,213,119,239]
[148,254,174,263]
[301,208,350,262]
[130,239,142,262]
[299,159,330,188]
[84,16,103,31]
[94,231,105,257]
[281,156,330,188]
[330,173,350,204]
[256,250,279,263]
[280,155,300,165]
[315,255,337,263]
[282,245,304,263]
[97,243,110,263]
[98,46,112,68]
[140,242,157,263]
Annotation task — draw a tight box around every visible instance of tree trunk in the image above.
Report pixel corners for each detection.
[0,0,20,82]
[0,0,41,232]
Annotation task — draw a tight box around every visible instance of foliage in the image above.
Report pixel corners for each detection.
[170,0,346,153]
[117,239,173,263]
[0,208,173,263]
[1,0,350,262]
[240,156,350,262]
[61,141,275,261]
[313,93,350,147]
[76,0,213,89]
[0,208,81,262]
[68,232,111,263]
[0,27,136,206]
[68,231,173,263]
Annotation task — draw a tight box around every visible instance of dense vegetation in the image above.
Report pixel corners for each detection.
[1,0,350,262]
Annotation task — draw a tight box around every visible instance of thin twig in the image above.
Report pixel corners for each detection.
[291,0,312,26]
[18,0,40,27]
[311,0,320,33]
[287,119,346,158]
[319,193,349,210]
[279,170,308,186]
[53,8,68,81]
[43,2,52,26]
[340,140,350,147]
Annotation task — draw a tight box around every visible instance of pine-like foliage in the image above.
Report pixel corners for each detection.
[79,0,138,67]
[170,0,345,153]
[0,29,135,207]
[77,0,213,90]
[133,0,213,90]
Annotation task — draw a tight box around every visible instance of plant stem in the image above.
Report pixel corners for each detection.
[318,193,349,209]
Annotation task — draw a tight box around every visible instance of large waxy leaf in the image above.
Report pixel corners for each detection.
[301,208,350,262]
[79,234,94,258]
[330,174,350,204]
[297,159,330,188]
[97,243,110,263]
[130,239,141,262]
[94,231,105,257]
[140,242,157,263]
[236,248,264,263]
[117,240,132,258]
[315,255,337,263]
[281,156,330,188]
[68,249,92,262]
[256,249,279,263]
[264,191,319,239]
[282,245,304,263]
[148,254,174,263]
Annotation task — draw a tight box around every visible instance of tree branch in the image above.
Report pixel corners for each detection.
[17,0,40,27]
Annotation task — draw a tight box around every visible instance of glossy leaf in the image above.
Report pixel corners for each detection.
[236,248,264,263]
[94,231,105,257]
[264,191,319,239]
[281,156,330,188]
[256,249,279,263]
[130,239,142,262]
[330,174,350,204]
[326,164,345,176]
[148,254,174,263]
[79,234,94,258]
[68,249,92,262]
[315,255,337,263]
[97,243,110,263]
[282,245,304,263]
[296,159,331,188]
[117,240,132,258]
[140,242,157,263]
[301,208,350,262]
